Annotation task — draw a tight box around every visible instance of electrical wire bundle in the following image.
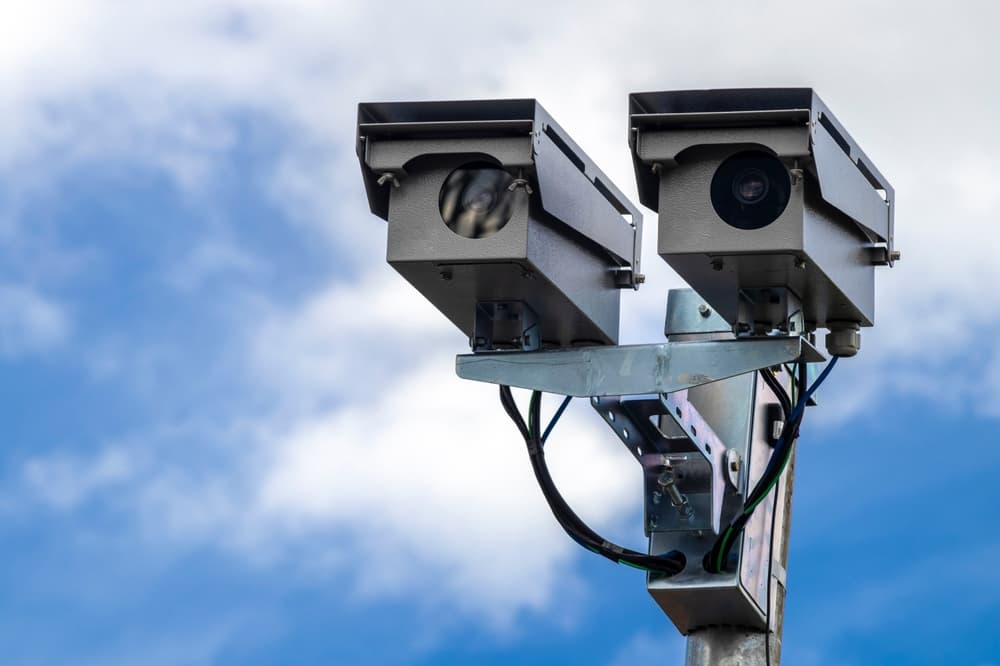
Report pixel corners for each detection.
[499,385,686,576]
[703,357,839,574]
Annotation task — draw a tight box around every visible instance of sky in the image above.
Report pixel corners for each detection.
[0,1,998,664]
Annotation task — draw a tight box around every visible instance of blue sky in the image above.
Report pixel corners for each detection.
[1,2,999,664]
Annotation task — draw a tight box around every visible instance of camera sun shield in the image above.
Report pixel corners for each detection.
[357,99,642,350]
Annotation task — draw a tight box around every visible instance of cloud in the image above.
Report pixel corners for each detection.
[0,283,70,358]
[607,631,685,666]
[22,448,135,511]
[4,0,1000,645]
[252,361,638,626]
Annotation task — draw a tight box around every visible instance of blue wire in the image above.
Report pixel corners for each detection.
[541,395,573,445]
[788,356,839,423]
[754,356,839,491]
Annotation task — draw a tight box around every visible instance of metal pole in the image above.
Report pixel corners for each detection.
[684,451,798,666]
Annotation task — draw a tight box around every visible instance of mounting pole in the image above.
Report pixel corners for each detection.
[684,452,798,666]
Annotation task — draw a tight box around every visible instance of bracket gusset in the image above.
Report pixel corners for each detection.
[455,336,821,397]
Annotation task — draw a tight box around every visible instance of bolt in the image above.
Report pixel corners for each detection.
[711,258,724,272]
[657,467,693,520]
[890,250,902,262]
[634,273,646,284]
[794,257,807,269]
[698,304,711,318]
[440,269,453,281]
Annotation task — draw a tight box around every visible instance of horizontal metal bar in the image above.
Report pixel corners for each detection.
[358,119,533,138]
[632,108,810,129]
[455,337,822,397]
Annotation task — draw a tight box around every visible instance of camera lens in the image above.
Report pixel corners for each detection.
[439,162,518,239]
[710,151,790,230]
[732,169,769,204]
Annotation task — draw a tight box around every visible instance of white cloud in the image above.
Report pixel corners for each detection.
[4,0,1000,639]
[22,448,135,511]
[0,283,70,358]
[251,361,638,626]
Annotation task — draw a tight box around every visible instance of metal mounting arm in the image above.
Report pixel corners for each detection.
[455,336,822,397]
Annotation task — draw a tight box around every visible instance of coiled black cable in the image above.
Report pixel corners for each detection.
[499,385,686,576]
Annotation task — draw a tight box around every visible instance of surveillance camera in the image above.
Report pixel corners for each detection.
[357,99,643,352]
[628,88,897,356]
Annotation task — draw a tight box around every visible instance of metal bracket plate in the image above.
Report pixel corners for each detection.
[456,336,821,397]
[592,391,730,536]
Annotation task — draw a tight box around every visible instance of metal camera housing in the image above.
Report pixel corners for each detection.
[357,99,642,351]
[628,88,896,356]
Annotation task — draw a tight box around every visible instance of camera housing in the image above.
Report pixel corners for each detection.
[357,99,642,351]
[628,88,896,355]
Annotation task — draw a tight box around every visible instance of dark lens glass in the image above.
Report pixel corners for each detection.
[439,162,517,238]
[733,169,769,204]
[710,151,791,230]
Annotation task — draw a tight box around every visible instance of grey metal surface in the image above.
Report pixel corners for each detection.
[682,451,798,666]
[664,288,733,337]
[685,628,770,666]
[628,88,894,260]
[651,146,878,330]
[591,392,729,535]
[355,99,647,349]
[455,337,821,397]
[627,88,897,349]
[645,371,779,634]
[356,98,643,284]
[387,161,622,346]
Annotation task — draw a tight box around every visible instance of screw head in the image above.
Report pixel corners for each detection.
[698,304,711,318]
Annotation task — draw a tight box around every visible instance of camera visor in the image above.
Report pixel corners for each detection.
[711,151,790,230]
[439,162,517,239]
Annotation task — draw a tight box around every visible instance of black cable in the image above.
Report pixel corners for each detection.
[758,367,791,422]
[499,385,686,576]
[706,359,837,574]
[757,367,791,666]
[541,395,573,446]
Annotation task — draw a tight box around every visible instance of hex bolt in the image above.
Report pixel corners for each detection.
[657,464,693,520]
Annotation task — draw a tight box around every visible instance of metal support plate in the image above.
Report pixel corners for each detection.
[456,337,821,397]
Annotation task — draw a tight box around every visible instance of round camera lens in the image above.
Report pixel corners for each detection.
[732,169,769,204]
[439,162,518,239]
[710,151,791,231]
[463,187,497,213]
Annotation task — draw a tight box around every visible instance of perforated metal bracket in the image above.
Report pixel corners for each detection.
[592,390,732,536]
